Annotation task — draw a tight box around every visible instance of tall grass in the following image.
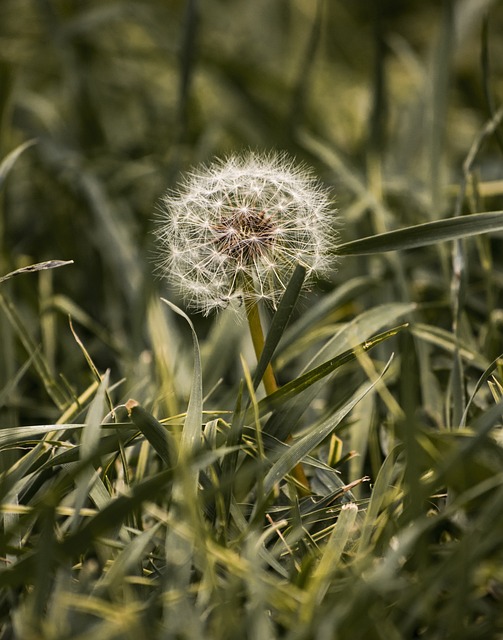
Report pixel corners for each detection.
[1,1,503,638]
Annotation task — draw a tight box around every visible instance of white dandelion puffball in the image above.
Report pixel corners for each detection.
[156,152,338,315]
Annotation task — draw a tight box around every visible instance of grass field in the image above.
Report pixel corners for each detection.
[2,1,503,638]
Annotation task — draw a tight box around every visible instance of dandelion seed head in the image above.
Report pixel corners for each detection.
[156,151,339,315]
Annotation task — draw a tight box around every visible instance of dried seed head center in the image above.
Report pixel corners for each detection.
[213,207,277,261]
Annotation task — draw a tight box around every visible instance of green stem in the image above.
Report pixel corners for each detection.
[243,281,310,494]
[245,296,278,396]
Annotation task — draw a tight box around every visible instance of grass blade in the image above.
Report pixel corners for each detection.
[338,210,503,256]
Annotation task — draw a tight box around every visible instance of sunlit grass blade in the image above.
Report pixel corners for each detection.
[67,372,110,533]
[300,502,359,623]
[411,323,488,370]
[94,523,161,594]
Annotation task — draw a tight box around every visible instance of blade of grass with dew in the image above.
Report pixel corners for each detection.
[337,210,503,256]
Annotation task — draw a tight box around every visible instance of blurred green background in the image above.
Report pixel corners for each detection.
[1,0,502,420]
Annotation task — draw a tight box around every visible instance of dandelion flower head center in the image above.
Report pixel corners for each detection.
[212,205,277,262]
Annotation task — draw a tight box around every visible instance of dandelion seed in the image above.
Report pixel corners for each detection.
[156,151,338,315]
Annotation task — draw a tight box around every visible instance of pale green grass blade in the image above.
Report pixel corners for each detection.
[0,139,37,192]
[161,298,202,461]
[265,304,413,441]
[460,354,503,427]
[300,502,359,623]
[161,299,203,604]
[94,523,161,593]
[411,323,489,370]
[305,303,415,369]
[68,372,109,533]
[359,445,404,551]
[338,210,503,255]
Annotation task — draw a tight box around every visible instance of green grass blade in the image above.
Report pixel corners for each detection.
[300,502,359,622]
[338,210,503,255]
[126,400,173,467]
[161,298,202,462]
[94,523,161,593]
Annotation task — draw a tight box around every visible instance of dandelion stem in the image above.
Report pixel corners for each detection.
[244,281,310,494]
[245,297,278,396]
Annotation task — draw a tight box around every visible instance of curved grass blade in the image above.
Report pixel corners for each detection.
[68,371,110,532]
[0,468,176,589]
[460,354,503,428]
[161,298,202,462]
[338,210,503,256]
[0,260,74,285]
[0,292,71,409]
[0,139,37,192]
[94,523,161,594]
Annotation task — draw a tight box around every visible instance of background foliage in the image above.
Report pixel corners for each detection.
[1,1,503,638]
